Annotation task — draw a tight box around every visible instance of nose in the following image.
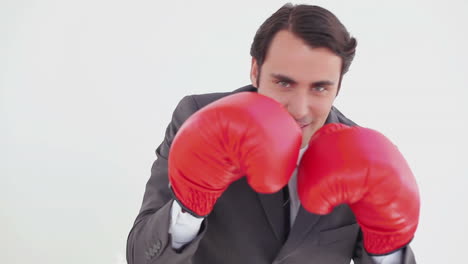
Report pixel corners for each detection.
[286,91,309,121]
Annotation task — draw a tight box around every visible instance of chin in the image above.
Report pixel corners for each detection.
[302,125,319,146]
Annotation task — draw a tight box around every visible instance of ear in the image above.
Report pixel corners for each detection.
[250,58,259,88]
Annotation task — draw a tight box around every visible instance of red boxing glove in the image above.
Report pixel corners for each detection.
[298,123,420,255]
[169,92,302,217]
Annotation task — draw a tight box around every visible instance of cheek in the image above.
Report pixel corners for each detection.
[257,84,288,106]
[303,99,335,141]
[310,98,334,120]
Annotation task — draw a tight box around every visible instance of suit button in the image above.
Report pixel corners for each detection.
[146,241,163,260]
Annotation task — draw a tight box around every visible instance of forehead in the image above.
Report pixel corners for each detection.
[263,30,342,82]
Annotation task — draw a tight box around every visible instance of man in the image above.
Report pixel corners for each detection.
[127,4,419,264]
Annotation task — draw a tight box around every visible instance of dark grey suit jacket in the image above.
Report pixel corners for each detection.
[126,85,416,264]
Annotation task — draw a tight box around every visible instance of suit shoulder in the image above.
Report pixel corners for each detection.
[189,85,256,109]
[330,106,358,126]
[171,85,256,127]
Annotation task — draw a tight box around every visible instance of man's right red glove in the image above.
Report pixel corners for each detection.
[169,92,302,217]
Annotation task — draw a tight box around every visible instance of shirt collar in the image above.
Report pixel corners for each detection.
[296,145,309,166]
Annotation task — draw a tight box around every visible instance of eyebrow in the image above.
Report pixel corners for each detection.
[271,73,335,87]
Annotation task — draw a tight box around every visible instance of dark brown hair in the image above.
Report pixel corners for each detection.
[250,4,357,91]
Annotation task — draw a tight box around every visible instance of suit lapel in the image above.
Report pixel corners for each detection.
[275,206,321,260]
[257,189,287,243]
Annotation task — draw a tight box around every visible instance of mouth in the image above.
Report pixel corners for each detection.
[298,123,311,129]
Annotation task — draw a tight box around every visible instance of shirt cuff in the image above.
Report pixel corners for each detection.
[370,249,403,264]
[168,200,205,249]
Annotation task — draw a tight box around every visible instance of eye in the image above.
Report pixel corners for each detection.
[277,81,291,88]
[313,86,326,92]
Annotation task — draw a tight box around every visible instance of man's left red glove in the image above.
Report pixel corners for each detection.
[298,123,420,255]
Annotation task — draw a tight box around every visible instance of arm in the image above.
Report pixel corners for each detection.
[127,92,302,263]
[298,123,420,263]
[126,95,207,264]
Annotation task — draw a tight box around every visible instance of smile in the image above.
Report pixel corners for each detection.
[299,123,311,129]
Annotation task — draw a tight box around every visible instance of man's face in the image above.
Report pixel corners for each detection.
[250,30,342,148]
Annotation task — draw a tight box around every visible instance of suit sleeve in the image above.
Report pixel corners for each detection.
[352,229,417,264]
[126,95,209,264]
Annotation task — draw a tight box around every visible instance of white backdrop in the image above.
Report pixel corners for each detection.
[2,0,467,263]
